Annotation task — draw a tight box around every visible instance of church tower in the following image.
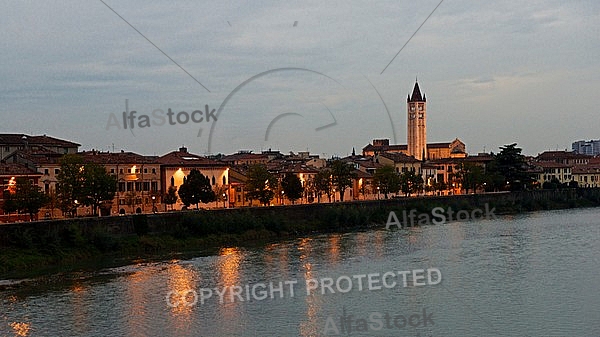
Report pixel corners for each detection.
[407,80,427,160]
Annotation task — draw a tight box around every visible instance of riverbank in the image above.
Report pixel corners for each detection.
[2,189,600,279]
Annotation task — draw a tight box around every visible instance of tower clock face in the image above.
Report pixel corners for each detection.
[418,113,424,119]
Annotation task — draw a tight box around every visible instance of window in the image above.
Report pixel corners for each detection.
[144,168,148,174]
[170,177,175,186]
[118,182,126,192]
[223,176,226,185]
[4,146,9,152]
[44,169,49,175]
[212,176,216,185]
[110,168,115,174]
[127,182,134,191]
[55,169,60,175]
[152,168,156,174]
[143,182,150,191]
[120,169,124,174]
[135,182,142,191]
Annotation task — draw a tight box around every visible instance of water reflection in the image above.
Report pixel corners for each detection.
[2,208,600,336]
[125,265,152,337]
[10,322,30,336]
[327,235,341,265]
[298,238,321,337]
[215,247,244,335]
[70,283,89,336]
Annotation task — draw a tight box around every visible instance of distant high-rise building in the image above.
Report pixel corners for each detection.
[572,140,600,156]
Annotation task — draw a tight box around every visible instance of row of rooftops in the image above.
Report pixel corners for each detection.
[1,133,600,178]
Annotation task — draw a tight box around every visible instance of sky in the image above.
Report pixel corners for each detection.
[1,0,599,158]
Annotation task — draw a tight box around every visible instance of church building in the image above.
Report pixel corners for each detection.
[362,80,466,160]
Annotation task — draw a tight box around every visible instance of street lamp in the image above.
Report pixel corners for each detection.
[222,193,227,208]
[377,186,380,200]
[151,195,156,213]
[281,190,284,205]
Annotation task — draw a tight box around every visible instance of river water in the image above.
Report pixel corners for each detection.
[1,207,600,336]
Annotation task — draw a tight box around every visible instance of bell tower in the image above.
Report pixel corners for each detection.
[407,80,427,160]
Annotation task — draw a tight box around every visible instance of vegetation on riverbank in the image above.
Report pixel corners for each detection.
[2,189,600,279]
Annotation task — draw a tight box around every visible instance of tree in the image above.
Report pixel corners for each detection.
[432,180,447,195]
[56,154,86,217]
[246,164,275,206]
[281,173,303,204]
[6,177,50,221]
[314,169,332,202]
[213,184,229,207]
[373,165,401,199]
[456,162,485,194]
[494,144,534,191]
[178,169,216,208]
[330,160,356,202]
[400,171,424,196]
[80,163,117,215]
[163,186,178,210]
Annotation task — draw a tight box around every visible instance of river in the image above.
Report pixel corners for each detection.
[2,207,600,336]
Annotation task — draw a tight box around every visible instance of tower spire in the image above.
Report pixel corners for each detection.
[408,80,424,102]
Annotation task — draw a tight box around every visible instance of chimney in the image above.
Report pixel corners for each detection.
[179,146,188,153]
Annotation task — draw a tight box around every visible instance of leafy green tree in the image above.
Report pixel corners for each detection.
[246,164,276,206]
[57,154,86,217]
[330,160,356,202]
[281,173,303,204]
[178,169,216,208]
[494,144,534,191]
[543,177,562,190]
[433,180,447,194]
[400,171,424,196]
[7,177,50,221]
[80,163,117,215]
[163,186,178,210]
[481,158,506,192]
[2,189,18,216]
[313,169,332,203]
[213,184,229,207]
[373,165,401,199]
[456,162,485,194]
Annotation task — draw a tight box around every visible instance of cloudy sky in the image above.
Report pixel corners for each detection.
[1,0,599,157]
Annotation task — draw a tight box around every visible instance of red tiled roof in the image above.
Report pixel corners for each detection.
[79,151,158,164]
[0,163,41,176]
[572,165,600,174]
[379,152,420,163]
[221,152,269,162]
[536,151,591,161]
[0,134,80,147]
[534,161,572,168]
[158,150,225,167]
